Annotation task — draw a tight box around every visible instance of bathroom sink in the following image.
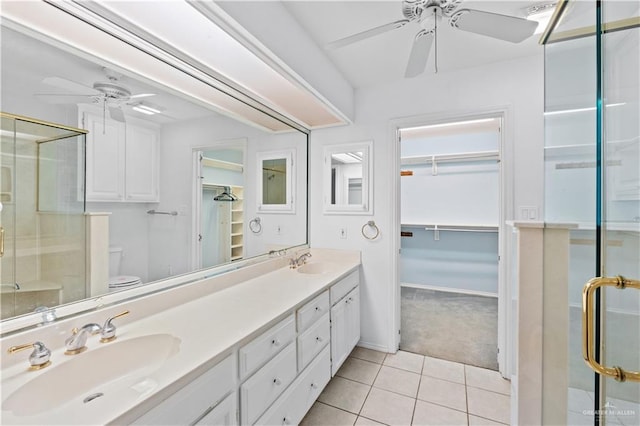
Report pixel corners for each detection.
[3,333,181,416]
[296,262,334,274]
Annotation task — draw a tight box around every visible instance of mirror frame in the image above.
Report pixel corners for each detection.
[0,3,311,335]
[323,141,373,215]
[256,149,295,213]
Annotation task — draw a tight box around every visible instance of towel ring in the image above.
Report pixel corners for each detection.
[362,220,380,240]
[249,217,262,234]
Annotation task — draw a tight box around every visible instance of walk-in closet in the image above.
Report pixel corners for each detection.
[399,117,501,370]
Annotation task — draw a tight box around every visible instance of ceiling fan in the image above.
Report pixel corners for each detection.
[35,68,158,122]
[327,0,539,77]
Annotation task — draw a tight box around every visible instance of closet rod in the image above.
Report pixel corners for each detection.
[400,150,499,166]
[402,223,498,232]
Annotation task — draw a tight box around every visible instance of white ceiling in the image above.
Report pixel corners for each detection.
[283,0,546,89]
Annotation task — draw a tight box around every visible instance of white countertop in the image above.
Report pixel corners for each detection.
[0,248,360,425]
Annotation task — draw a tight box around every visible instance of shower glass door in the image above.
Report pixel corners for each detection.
[0,113,87,320]
[542,1,640,425]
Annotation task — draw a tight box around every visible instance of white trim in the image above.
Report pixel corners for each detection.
[401,282,498,299]
[389,106,514,376]
[355,340,391,354]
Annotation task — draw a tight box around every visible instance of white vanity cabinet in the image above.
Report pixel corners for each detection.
[82,109,159,202]
[132,354,237,425]
[330,271,361,376]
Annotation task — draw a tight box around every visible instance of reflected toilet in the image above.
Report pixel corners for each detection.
[109,246,142,291]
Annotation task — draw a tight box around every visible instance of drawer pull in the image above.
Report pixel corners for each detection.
[271,338,281,347]
[316,336,324,343]
[345,298,351,304]
[273,378,282,385]
[310,382,318,389]
[283,417,290,425]
[315,306,322,312]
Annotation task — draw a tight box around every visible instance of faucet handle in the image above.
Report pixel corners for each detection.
[8,341,52,370]
[100,310,130,343]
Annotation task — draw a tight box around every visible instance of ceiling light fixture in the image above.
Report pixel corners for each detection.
[526,3,557,35]
[132,103,162,115]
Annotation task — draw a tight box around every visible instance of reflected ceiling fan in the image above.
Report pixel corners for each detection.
[35,68,158,122]
[327,0,539,77]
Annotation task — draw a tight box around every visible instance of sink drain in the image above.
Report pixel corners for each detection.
[83,393,104,404]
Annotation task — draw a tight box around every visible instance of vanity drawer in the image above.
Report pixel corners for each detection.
[297,312,330,371]
[256,346,331,426]
[330,269,359,306]
[297,290,329,332]
[240,342,297,425]
[239,314,295,380]
[133,354,235,425]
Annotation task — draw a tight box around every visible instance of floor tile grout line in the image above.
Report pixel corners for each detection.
[357,355,384,418]
[410,357,425,425]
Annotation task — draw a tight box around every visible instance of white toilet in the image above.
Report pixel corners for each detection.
[109,246,142,291]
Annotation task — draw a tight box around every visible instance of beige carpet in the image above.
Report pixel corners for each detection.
[400,287,499,370]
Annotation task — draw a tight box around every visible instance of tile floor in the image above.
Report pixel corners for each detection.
[301,347,510,426]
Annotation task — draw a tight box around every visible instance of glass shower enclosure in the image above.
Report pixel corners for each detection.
[542,1,639,425]
[0,112,87,320]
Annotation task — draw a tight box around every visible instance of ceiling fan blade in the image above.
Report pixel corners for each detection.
[34,94,96,104]
[42,76,100,95]
[326,19,411,49]
[405,30,434,78]
[109,106,126,123]
[129,93,156,99]
[450,9,538,43]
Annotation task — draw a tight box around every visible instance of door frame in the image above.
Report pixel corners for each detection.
[389,106,514,377]
[191,138,246,271]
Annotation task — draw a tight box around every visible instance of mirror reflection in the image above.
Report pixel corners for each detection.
[323,142,372,215]
[0,24,308,322]
[262,158,287,205]
[331,151,364,205]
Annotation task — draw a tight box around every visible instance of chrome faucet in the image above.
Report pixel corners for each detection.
[65,323,102,355]
[289,252,312,269]
[7,341,52,370]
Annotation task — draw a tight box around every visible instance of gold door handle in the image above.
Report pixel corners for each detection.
[582,276,640,382]
[0,226,4,257]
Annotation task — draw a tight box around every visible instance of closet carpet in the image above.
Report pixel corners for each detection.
[400,287,499,371]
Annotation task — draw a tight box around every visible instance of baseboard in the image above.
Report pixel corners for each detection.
[356,340,393,354]
[401,282,498,298]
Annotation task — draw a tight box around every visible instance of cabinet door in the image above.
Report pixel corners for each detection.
[125,125,159,202]
[330,286,361,376]
[196,393,237,426]
[84,112,125,201]
[330,297,349,376]
[346,287,361,351]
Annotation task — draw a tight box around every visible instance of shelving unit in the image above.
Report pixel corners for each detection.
[230,185,244,261]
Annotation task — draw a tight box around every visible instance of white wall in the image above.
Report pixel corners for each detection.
[310,54,545,351]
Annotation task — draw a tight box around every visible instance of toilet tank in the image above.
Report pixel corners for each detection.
[109,246,123,277]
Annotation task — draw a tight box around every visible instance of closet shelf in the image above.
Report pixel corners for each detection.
[402,223,498,232]
[401,150,499,166]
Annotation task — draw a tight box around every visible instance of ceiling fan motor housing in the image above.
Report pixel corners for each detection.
[403,0,462,20]
[92,81,131,100]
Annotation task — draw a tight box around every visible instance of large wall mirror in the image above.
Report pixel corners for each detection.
[0,5,308,330]
[323,141,373,215]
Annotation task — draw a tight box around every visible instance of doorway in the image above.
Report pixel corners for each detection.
[397,116,505,371]
[192,141,246,271]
